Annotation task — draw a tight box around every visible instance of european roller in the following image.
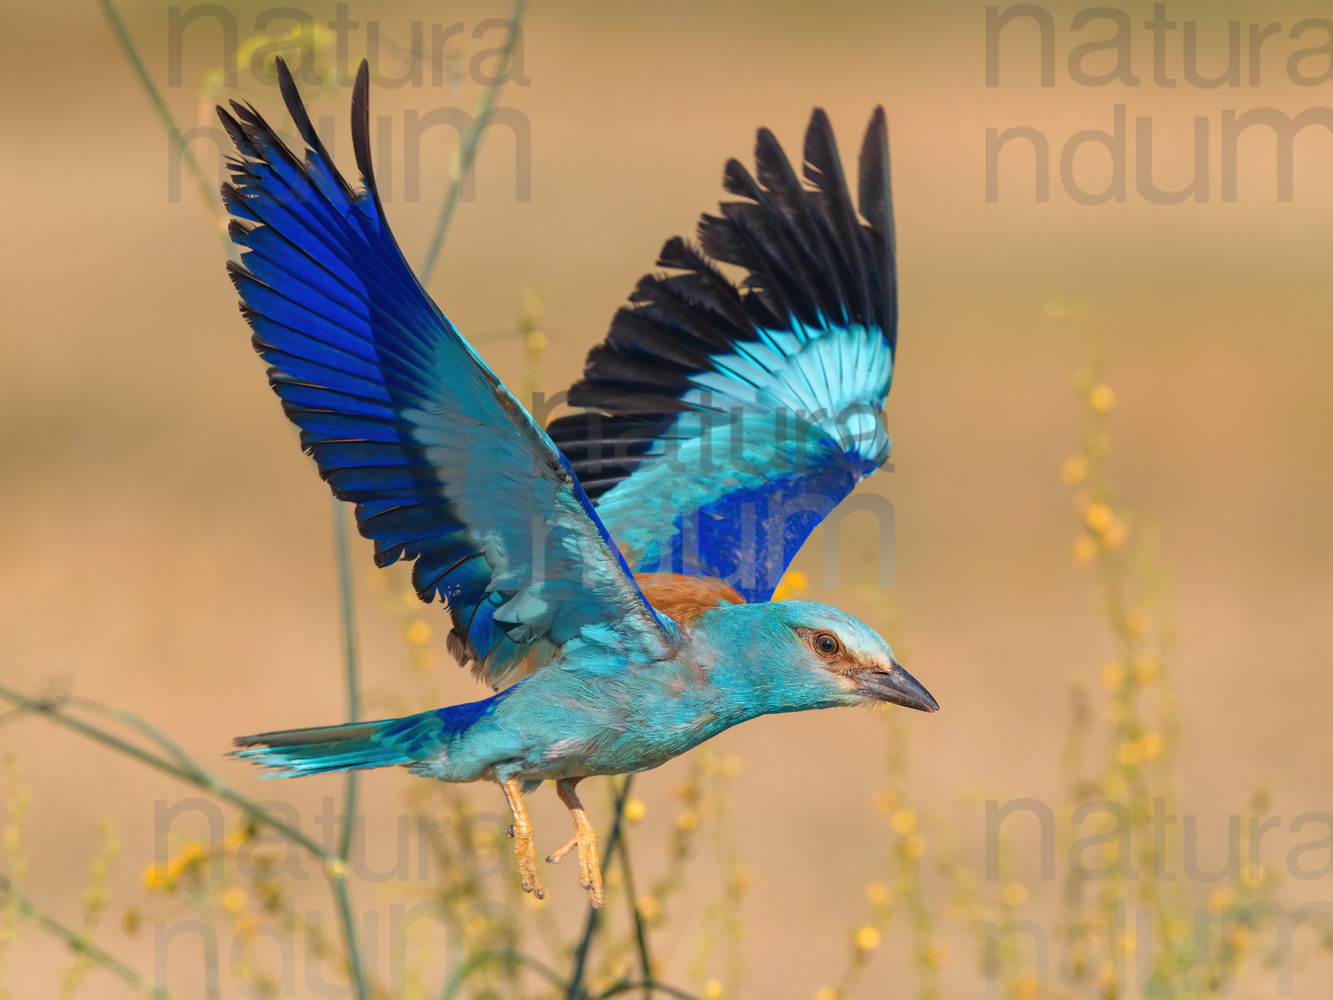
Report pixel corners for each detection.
[222,60,938,907]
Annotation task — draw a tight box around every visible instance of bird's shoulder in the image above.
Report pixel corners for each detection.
[633,573,745,627]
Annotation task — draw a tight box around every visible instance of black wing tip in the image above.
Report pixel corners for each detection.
[350,59,377,196]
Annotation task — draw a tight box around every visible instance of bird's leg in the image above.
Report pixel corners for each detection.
[500,778,544,900]
[545,778,603,909]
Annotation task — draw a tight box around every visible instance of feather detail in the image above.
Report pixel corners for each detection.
[634,573,745,625]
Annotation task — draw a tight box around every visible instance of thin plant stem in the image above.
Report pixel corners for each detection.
[566,776,635,1000]
[333,500,361,863]
[63,695,196,771]
[0,685,381,999]
[438,947,567,999]
[0,874,184,1000]
[97,0,229,250]
[617,829,654,998]
[419,0,528,285]
[0,685,324,860]
[330,499,367,1000]
[594,982,702,1000]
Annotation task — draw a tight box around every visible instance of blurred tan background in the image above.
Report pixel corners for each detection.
[3,0,1332,996]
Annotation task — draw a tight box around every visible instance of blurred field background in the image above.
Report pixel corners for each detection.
[2,0,1332,997]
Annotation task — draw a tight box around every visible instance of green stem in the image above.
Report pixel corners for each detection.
[419,0,528,285]
[0,874,184,1000]
[593,982,702,1000]
[0,685,325,860]
[332,500,360,867]
[96,0,229,251]
[566,776,635,1000]
[438,947,567,999]
[617,825,654,998]
[330,499,367,1000]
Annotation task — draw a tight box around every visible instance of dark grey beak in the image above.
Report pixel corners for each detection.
[853,661,939,713]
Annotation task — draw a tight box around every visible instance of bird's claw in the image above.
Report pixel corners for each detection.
[500,780,545,900]
[512,822,545,899]
[546,828,602,908]
[549,781,604,909]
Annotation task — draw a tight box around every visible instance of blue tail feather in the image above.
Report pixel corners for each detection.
[231,694,508,778]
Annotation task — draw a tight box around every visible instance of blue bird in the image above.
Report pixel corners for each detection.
[222,59,937,907]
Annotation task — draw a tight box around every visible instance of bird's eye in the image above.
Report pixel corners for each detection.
[812,631,841,658]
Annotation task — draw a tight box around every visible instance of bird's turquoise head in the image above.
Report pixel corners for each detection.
[696,599,939,718]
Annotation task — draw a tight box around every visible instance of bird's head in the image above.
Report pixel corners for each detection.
[699,599,939,716]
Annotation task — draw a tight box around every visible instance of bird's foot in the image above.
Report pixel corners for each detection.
[548,778,604,908]
[500,779,545,900]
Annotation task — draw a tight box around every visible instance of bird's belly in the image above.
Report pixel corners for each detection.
[527,710,725,780]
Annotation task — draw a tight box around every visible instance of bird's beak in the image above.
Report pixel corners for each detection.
[853,661,939,713]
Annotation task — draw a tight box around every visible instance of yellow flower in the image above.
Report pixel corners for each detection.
[624,798,647,823]
[772,570,808,601]
[903,833,926,859]
[703,980,724,999]
[1100,661,1125,690]
[406,621,432,646]
[854,925,882,951]
[1002,882,1028,908]
[890,808,917,835]
[1085,503,1113,532]
[1072,534,1098,565]
[865,881,890,905]
[1061,455,1089,485]
[720,755,744,779]
[221,887,247,913]
[814,989,839,1000]
[1089,385,1115,412]
[1117,741,1143,768]
[1102,519,1128,549]
[676,809,699,832]
[1209,888,1234,912]
[1125,611,1150,638]
[923,940,949,966]
[636,895,661,920]
[1104,773,1128,801]
[872,790,896,815]
[1231,924,1253,950]
[1140,731,1164,760]
[526,329,548,352]
[730,866,752,896]
[142,864,171,892]
[1134,657,1161,685]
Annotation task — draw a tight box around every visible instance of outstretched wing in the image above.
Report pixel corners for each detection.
[547,109,897,603]
[220,60,669,689]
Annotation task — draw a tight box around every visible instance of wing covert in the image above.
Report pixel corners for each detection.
[548,108,898,603]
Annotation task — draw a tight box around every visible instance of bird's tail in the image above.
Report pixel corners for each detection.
[231,697,505,778]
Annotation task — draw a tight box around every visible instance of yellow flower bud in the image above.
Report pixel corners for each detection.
[1085,503,1113,532]
[1072,535,1098,565]
[890,808,917,835]
[221,887,247,913]
[1089,385,1115,412]
[624,798,647,823]
[855,925,882,951]
[1061,455,1089,485]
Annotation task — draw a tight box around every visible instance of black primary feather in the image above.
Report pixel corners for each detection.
[552,108,897,500]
